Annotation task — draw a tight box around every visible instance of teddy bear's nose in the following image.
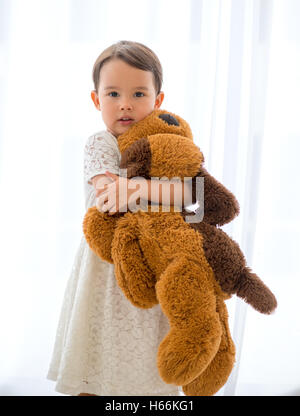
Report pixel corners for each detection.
[159,113,179,126]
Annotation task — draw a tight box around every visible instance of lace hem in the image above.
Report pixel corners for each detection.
[47,370,181,396]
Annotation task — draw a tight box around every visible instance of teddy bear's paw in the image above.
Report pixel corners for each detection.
[157,325,221,386]
[83,207,118,263]
[237,268,277,314]
[182,345,235,396]
[182,296,236,395]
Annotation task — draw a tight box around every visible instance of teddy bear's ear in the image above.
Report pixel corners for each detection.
[159,113,180,126]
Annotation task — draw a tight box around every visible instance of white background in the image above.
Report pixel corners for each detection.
[0,0,299,395]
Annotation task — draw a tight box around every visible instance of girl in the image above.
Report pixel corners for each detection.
[47,40,188,396]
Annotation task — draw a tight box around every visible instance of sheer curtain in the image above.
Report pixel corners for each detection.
[0,0,299,396]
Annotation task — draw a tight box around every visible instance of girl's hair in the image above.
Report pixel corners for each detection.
[92,40,163,95]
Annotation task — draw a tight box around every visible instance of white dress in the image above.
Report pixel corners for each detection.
[47,130,180,396]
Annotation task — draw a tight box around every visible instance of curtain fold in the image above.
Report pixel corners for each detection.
[223,0,274,396]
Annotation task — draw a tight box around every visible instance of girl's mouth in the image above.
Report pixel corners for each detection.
[118,118,134,126]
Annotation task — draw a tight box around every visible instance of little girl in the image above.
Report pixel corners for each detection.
[47,40,187,396]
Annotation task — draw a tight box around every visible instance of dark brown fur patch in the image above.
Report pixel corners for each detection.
[191,167,240,226]
[120,137,152,178]
[187,221,277,314]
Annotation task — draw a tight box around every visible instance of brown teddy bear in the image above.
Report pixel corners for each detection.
[83,110,277,396]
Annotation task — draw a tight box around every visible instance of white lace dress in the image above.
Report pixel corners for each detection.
[47,130,180,396]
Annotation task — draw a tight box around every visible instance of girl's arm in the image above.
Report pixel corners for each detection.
[133,176,192,207]
[96,172,192,215]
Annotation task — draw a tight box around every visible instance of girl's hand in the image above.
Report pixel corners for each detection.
[96,171,140,215]
[94,175,114,198]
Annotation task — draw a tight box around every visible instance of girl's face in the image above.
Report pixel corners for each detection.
[91,58,164,137]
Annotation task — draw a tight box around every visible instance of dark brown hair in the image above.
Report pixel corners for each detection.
[92,40,163,95]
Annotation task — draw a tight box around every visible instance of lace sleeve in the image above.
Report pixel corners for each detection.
[84,133,120,184]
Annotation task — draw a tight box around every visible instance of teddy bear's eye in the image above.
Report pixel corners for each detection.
[159,113,179,126]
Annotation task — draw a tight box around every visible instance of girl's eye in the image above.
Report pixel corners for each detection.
[135,91,144,97]
[109,91,119,97]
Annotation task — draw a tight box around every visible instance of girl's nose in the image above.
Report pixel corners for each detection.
[120,101,133,111]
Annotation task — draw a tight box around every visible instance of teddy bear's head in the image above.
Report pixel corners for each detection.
[118,109,194,153]
[117,109,203,183]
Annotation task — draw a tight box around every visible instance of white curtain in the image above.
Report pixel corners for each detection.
[0,0,299,396]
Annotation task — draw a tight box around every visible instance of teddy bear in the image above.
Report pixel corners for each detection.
[83,110,277,396]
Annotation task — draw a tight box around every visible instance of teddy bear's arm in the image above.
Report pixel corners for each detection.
[191,167,240,226]
[83,207,123,263]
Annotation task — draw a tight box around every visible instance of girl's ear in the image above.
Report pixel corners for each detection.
[155,91,165,109]
[91,90,101,111]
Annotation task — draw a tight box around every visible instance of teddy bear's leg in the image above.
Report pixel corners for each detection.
[156,257,222,386]
[112,215,158,309]
[192,222,277,314]
[82,206,120,263]
[182,297,235,396]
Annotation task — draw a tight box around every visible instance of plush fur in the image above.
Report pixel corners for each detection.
[83,109,277,395]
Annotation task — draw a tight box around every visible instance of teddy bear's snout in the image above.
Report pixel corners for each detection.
[159,113,179,126]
